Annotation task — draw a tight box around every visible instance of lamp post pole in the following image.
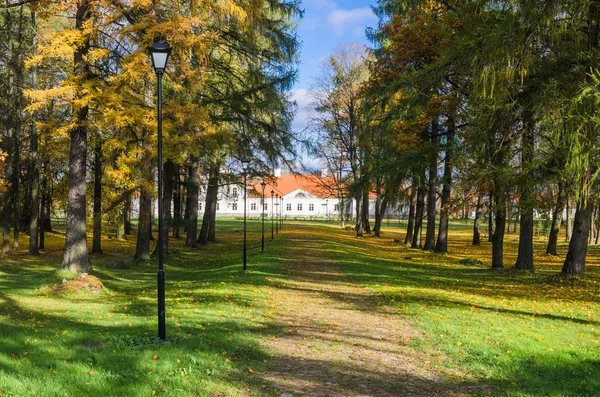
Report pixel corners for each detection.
[242,159,249,272]
[326,199,329,223]
[275,194,279,235]
[261,182,266,251]
[271,190,274,241]
[150,40,171,342]
[280,197,283,230]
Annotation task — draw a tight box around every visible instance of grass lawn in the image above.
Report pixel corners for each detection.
[325,223,600,397]
[0,218,599,396]
[0,219,285,396]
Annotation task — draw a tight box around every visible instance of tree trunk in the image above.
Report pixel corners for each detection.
[487,192,494,242]
[595,212,600,245]
[405,173,417,244]
[185,156,200,247]
[28,11,39,255]
[11,7,24,251]
[512,201,520,233]
[199,162,219,244]
[62,0,91,272]
[566,199,572,241]
[134,139,153,261]
[184,181,191,234]
[435,124,455,253]
[91,139,103,253]
[362,189,371,234]
[424,140,437,250]
[173,169,182,238]
[41,178,52,232]
[2,128,12,254]
[39,162,48,250]
[492,185,506,269]
[62,119,91,271]
[159,160,175,254]
[115,206,126,240]
[515,110,535,271]
[472,194,482,245]
[374,196,388,237]
[123,198,132,235]
[546,184,565,255]
[411,169,426,248]
[11,118,20,250]
[561,200,592,278]
[354,185,363,237]
[589,204,597,244]
[208,195,217,242]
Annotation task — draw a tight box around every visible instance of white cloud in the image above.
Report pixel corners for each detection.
[327,7,376,37]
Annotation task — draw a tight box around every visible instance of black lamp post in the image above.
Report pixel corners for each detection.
[149,40,171,342]
[275,194,279,235]
[242,158,250,272]
[261,181,266,252]
[280,197,284,230]
[271,190,274,241]
[326,199,329,223]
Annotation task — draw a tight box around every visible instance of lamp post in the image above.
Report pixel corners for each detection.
[261,181,266,251]
[275,194,279,235]
[149,40,171,342]
[326,199,329,223]
[280,197,284,230]
[271,190,274,241]
[241,158,250,272]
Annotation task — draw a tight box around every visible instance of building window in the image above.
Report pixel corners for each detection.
[264,203,268,210]
[286,203,291,211]
[232,187,238,197]
[251,203,256,211]
[232,202,237,211]
[199,202,202,211]
[334,204,340,211]
[297,204,302,211]
[309,204,314,211]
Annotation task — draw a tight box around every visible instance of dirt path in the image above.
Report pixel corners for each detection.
[258,229,479,397]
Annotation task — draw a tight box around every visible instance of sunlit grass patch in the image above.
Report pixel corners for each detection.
[0,220,283,396]
[320,222,600,397]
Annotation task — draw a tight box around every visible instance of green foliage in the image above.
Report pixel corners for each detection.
[459,258,484,267]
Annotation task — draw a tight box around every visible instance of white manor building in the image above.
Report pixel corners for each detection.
[201,172,377,219]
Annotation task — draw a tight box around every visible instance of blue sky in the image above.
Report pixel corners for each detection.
[291,0,378,133]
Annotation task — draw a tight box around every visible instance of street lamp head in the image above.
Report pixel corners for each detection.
[276,193,279,199]
[260,181,266,190]
[271,190,274,197]
[241,158,251,170]
[149,41,172,74]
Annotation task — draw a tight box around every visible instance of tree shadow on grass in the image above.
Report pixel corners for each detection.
[0,289,286,396]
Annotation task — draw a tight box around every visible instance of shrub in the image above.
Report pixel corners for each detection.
[459,258,484,267]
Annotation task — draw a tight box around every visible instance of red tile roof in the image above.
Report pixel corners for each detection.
[249,174,338,199]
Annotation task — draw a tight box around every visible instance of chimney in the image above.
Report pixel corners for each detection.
[274,168,281,177]
[321,168,328,178]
